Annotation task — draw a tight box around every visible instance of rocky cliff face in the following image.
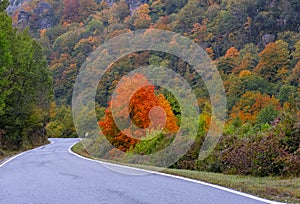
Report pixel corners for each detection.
[6,0,27,15]
[16,1,54,31]
[7,0,146,31]
[7,0,148,15]
[127,0,149,10]
[106,0,149,11]
[31,2,53,29]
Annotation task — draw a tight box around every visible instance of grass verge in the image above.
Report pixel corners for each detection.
[0,140,50,165]
[72,142,300,203]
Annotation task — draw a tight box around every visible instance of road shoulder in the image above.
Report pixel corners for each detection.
[70,141,289,204]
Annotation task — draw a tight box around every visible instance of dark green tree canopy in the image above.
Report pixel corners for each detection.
[0,11,52,149]
[0,0,9,12]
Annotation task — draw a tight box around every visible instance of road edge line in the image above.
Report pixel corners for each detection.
[0,140,54,168]
[68,140,284,204]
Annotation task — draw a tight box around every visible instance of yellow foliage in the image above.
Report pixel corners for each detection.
[49,102,57,119]
[136,4,150,15]
[239,70,252,77]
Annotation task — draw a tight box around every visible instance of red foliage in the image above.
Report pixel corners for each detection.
[99,74,178,152]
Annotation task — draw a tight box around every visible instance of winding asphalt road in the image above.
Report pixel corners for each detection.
[0,138,280,204]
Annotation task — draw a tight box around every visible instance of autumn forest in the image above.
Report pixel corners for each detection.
[0,0,299,178]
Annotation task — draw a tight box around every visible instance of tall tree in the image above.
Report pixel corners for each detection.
[217,47,240,74]
[109,0,130,22]
[231,91,280,124]
[0,10,52,149]
[132,4,152,29]
[255,41,290,83]
[99,74,178,152]
[235,43,259,72]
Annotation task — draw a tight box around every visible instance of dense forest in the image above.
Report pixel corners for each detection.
[1,0,299,176]
[0,0,52,153]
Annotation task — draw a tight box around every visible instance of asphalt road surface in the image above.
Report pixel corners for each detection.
[0,138,279,204]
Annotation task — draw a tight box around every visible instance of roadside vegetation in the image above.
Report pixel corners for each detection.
[0,140,50,164]
[23,0,297,178]
[0,0,299,201]
[0,0,52,154]
[72,142,300,203]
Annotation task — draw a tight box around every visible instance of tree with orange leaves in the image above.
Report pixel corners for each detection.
[231,91,280,124]
[99,74,178,152]
[255,40,290,83]
[217,46,241,74]
[132,4,152,29]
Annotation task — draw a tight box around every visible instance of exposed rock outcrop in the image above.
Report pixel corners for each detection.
[8,0,146,31]
[262,34,275,46]
[106,0,149,11]
[17,2,53,31]
[17,10,31,30]
[32,2,53,30]
[6,0,27,15]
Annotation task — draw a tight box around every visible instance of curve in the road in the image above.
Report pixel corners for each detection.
[0,138,284,204]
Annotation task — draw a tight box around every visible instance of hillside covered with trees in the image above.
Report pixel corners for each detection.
[1,0,299,177]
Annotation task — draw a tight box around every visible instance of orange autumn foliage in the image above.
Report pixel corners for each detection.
[255,41,290,82]
[133,4,152,29]
[153,16,172,31]
[206,47,215,59]
[231,91,280,124]
[191,22,207,43]
[225,47,240,58]
[99,74,178,152]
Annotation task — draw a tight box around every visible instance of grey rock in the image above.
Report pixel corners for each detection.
[32,2,53,30]
[6,0,27,15]
[262,34,275,46]
[17,10,30,30]
[106,0,149,11]
[16,1,53,31]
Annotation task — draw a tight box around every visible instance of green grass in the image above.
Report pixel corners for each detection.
[72,142,300,203]
[161,169,300,203]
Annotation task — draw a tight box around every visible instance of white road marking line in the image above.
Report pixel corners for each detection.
[0,152,26,168]
[0,140,54,168]
[68,140,285,204]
